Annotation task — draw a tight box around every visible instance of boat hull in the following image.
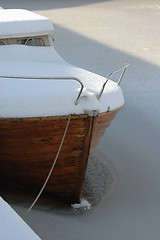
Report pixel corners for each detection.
[0,109,120,202]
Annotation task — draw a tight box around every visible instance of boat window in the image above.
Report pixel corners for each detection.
[0,35,51,46]
[17,38,45,46]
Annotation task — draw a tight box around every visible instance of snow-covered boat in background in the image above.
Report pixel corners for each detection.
[0,9,129,203]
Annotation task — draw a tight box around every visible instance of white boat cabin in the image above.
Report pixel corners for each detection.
[0,9,54,46]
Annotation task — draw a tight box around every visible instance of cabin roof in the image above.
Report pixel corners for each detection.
[0,9,54,39]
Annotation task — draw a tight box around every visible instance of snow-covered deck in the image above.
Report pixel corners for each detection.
[0,45,124,118]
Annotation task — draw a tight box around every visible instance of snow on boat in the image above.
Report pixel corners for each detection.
[0,9,129,203]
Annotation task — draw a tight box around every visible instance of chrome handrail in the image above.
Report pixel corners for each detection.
[0,75,84,105]
[97,61,130,100]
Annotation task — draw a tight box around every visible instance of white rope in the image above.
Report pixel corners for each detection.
[22,114,71,219]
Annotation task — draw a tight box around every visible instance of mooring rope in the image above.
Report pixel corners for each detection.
[22,114,71,219]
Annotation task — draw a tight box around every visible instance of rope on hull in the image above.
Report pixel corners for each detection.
[22,114,71,218]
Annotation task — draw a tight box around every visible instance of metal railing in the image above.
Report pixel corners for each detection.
[0,75,84,105]
[0,61,129,105]
[97,61,130,100]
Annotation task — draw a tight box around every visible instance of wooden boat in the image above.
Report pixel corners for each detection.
[0,9,129,203]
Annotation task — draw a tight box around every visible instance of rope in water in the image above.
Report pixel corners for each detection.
[22,114,71,219]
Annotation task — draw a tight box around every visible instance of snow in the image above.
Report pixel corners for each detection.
[0,197,41,240]
[71,199,91,210]
[0,0,160,240]
[0,45,124,118]
[0,9,54,39]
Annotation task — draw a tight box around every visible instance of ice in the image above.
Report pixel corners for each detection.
[71,199,91,210]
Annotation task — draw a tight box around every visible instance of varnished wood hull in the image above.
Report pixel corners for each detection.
[0,108,120,202]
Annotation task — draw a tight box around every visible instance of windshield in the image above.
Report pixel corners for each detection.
[0,35,52,46]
